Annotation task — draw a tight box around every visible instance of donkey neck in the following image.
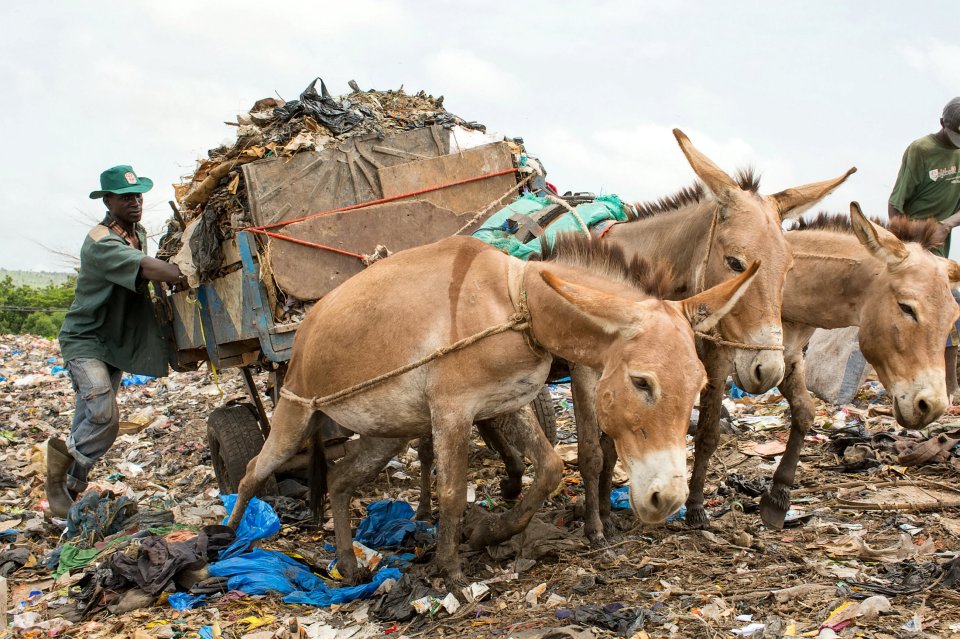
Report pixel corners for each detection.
[523,263,643,370]
[784,231,882,329]
[604,201,715,297]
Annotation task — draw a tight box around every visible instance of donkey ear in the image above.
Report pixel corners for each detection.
[769,167,857,221]
[540,270,640,332]
[943,259,960,285]
[673,129,740,204]
[849,201,908,267]
[673,260,760,333]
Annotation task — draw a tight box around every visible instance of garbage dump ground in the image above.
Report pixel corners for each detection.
[2,333,960,638]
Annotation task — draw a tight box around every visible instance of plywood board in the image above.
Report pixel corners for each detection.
[268,200,477,300]
[378,142,515,223]
[243,127,450,228]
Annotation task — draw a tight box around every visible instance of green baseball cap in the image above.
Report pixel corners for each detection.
[88,165,154,199]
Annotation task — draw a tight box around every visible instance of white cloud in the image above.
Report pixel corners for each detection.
[900,39,960,89]
[424,49,524,105]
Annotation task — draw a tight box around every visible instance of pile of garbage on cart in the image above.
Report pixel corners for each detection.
[2,331,960,637]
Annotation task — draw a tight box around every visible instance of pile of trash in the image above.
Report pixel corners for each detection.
[157,76,496,276]
[3,328,960,638]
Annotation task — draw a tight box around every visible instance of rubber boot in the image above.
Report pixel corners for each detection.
[45,438,75,518]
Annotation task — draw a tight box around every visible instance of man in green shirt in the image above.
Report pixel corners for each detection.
[889,97,960,256]
[888,98,960,402]
[47,165,187,518]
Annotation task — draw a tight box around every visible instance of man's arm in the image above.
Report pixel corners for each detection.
[939,209,960,230]
[888,203,907,220]
[140,256,186,284]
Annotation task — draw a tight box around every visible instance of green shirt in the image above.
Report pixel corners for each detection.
[58,217,170,377]
[889,133,960,257]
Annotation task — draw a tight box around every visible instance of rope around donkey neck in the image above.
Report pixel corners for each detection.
[280,303,533,410]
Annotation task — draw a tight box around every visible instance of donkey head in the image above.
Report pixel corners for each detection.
[673,129,856,393]
[851,202,960,428]
[541,262,759,523]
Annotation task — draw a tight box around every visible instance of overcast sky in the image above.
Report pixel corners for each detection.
[2,1,959,271]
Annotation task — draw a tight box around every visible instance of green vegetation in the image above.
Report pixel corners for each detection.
[0,276,76,338]
[0,269,74,287]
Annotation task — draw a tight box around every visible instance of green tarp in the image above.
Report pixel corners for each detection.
[472,193,629,260]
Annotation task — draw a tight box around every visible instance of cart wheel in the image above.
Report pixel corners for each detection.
[207,402,278,496]
[532,385,558,446]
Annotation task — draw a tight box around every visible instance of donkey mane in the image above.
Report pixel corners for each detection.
[630,168,761,220]
[795,212,948,251]
[541,233,673,299]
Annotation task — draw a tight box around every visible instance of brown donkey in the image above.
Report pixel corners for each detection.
[575,131,856,539]
[756,202,960,528]
[225,235,759,588]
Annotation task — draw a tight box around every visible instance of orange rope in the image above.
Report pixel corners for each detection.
[244,228,365,259]
[249,167,520,232]
[245,167,522,261]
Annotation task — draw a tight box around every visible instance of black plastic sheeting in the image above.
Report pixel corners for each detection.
[275,77,370,135]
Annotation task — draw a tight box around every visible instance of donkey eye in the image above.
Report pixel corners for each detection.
[632,377,651,391]
[725,256,746,273]
[898,302,918,321]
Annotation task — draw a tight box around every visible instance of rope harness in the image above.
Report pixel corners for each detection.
[690,208,784,353]
[279,265,535,410]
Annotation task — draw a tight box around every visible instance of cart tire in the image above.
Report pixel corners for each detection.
[532,386,557,446]
[207,402,278,496]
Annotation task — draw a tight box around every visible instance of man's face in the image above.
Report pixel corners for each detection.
[104,193,143,226]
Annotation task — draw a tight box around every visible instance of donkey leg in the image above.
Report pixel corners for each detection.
[760,332,816,528]
[227,399,313,530]
[478,420,526,501]
[328,435,409,585]
[685,351,730,529]
[415,436,434,521]
[571,364,607,546]
[467,407,563,548]
[597,432,618,535]
[431,408,474,590]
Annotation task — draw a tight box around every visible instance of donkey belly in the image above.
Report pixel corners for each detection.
[471,362,551,420]
[320,358,551,437]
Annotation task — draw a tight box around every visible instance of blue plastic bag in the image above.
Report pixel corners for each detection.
[121,374,153,387]
[219,494,281,559]
[168,592,206,610]
[354,500,433,548]
[610,486,631,510]
[209,547,401,606]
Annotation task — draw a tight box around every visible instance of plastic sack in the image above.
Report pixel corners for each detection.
[354,500,434,549]
[219,494,281,559]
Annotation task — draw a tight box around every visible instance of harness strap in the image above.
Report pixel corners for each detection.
[692,207,783,352]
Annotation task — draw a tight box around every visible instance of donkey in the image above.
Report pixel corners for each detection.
[226,235,759,588]
[756,202,960,528]
[573,131,856,539]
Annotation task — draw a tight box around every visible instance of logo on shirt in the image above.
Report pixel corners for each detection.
[124,171,137,185]
[929,165,957,182]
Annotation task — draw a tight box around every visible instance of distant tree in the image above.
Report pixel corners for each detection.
[0,276,75,337]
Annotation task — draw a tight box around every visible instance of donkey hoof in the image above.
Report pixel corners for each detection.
[586,530,607,548]
[499,477,522,502]
[759,492,788,530]
[442,571,469,594]
[684,506,710,529]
